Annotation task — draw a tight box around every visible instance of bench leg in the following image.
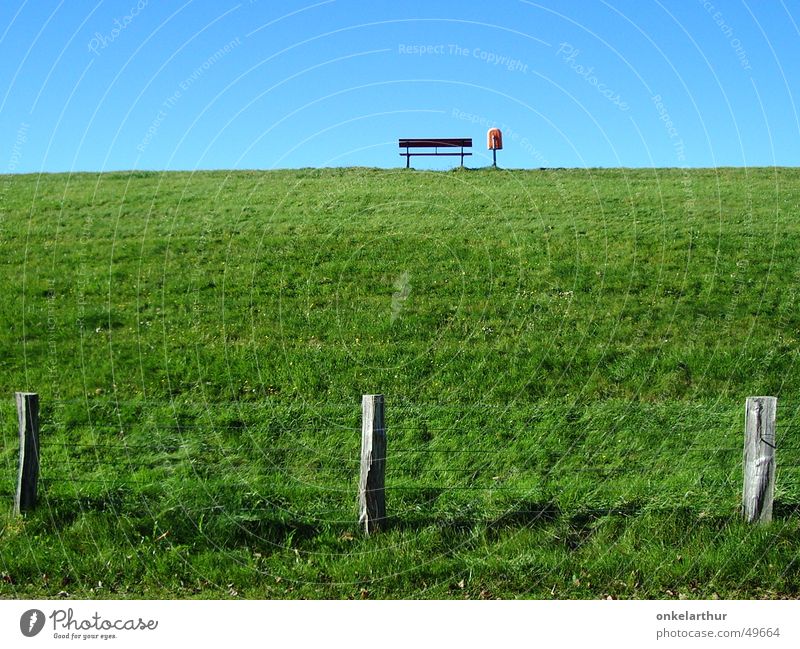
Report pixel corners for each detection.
[406,148,410,169]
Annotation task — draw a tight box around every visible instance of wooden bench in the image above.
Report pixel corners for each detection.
[399,138,472,168]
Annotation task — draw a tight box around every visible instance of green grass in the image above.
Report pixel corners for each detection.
[1,166,800,598]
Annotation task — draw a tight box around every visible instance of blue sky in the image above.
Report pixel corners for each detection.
[1,0,799,172]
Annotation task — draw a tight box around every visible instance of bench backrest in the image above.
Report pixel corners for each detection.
[399,138,472,148]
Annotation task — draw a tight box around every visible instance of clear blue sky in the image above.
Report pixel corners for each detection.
[2,0,799,172]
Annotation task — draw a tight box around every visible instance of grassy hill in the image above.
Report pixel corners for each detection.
[1,166,799,598]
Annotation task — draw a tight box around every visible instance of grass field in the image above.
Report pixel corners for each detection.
[1,166,800,599]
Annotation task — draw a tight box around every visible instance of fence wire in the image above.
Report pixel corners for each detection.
[4,399,800,526]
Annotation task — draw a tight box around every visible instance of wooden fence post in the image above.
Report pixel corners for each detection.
[742,396,777,524]
[15,392,40,515]
[359,394,386,535]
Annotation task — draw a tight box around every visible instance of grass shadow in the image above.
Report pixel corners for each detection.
[772,501,800,520]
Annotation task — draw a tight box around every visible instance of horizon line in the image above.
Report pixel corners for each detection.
[2,164,798,177]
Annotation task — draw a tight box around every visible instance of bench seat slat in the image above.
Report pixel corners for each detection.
[399,138,472,148]
[399,152,473,157]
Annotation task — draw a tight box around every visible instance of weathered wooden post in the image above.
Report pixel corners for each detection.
[15,392,40,515]
[359,394,386,535]
[742,396,777,524]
